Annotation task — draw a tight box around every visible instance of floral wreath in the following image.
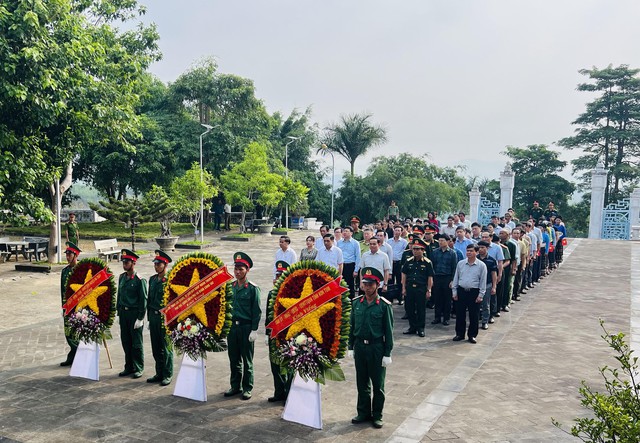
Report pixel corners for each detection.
[63,258,116,343]
[267,260,351,383]
[163,252,232,360]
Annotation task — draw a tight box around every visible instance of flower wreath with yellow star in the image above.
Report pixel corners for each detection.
[63,258,117,342]
[267,260,351,383]
[163,252,232,356]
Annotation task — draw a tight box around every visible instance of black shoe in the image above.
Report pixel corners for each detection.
[418,330,425,337]
[468,337,477,344]
[119,370,134,377]
[268,395,286,403]
[372,419,384,429]
[431,319,441,325]
[403,328,417,335]
[488,317,495,324]
[160,378,172,386]
[352,415,372,424]
[513,296,521,301]
[398,300,404,306]
[401,315,408,320]
[452,336,464,341]
[241,391,252,400]
[494,312,501,317]
[132,371,143,379]
[59,360,73,367]
[502,306,510,312]
[442,320,450,326]
[224,388,241,397]
[147,375,161,383]
[481,323,488,330]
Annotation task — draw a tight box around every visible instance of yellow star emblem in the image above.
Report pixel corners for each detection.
[279,276,335,343]
[70,269,108,314]
[169,267,219,327]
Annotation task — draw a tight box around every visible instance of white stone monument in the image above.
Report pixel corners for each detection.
[469,187,481,224]
[589,162,608,239]
[499,163,515,217]
[630,187,640,240]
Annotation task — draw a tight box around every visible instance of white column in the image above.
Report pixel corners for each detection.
[469,187,481,224]
[499,163,515,217]
[589,162,607,239]
[630,187,640,240]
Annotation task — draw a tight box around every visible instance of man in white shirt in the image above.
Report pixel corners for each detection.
[360,238,391,292]
[375,231,393,264]
[440,216,458,237]
[458,212,471,229]
[315,225,330,250]
[316,233,344,274]
[274,235,297,283]
[223,202,231,231]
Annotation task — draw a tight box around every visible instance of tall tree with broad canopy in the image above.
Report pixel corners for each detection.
[323,113,388,176]
[0,0,159,261]
[559,65,640,205]
[502,145,575,218]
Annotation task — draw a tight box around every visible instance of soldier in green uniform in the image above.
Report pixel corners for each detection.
[60,242,81,366]
[265,260,293,402]
[147,250,173,386]
[225,252,261,400]
[351,216,364,241]
[401,238,434,337]
[349,267,394,429]
[65,213,79,246]
[117,249,147,378]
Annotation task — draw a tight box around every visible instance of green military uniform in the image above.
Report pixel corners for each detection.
[66,220,79,246]
[351,216,364,241]
[147,250,173,385]
[60,242,81,366]
[117,249,147,376]
[349,267,394,426]
[530,205,544,221]
[402,239,434,335]
[227,252,261,398]
[265,260,293,402]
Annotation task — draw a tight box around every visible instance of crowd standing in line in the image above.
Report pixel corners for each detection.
[58,200,566,430]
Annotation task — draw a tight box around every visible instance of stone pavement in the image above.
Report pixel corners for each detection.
[0,232,636,442]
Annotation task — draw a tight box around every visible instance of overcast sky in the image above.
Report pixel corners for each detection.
[140,0,640,183]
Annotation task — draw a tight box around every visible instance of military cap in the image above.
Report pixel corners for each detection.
[275,260,290,274]
[361,267,383,284]
[65,242,81,256]
[233,251,253,269]
[410,238,428,249]
[121,249,139,262]
[350,215,361,223]
[407,233,417,241]
[153,250,172,264]
[412,225,425,234]
[424,224,438,234]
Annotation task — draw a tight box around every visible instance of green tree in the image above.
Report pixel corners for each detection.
[559,65,640,205]
[323,113,388,176]
[502,145,575,218]
[553,321,640,442]
[89,197,170,251]
[220,142,308,230]
[170,163,217,239]
[0,0,159,261]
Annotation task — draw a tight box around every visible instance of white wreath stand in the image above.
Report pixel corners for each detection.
[173,354,207,402]
[69,340,100,381]
[282,372,323,429]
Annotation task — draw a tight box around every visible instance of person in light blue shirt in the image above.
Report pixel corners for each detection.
[388,227,408,286]
[337,227,361,299]
[453,226,473,256]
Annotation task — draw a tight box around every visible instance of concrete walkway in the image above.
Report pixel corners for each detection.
[0,233,636,442]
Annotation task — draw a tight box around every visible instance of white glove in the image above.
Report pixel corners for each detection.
[134,319,144,329]
[347,350,354,358]
[248,330,258,343]
[382,356,392,367]
[264,335,269,345]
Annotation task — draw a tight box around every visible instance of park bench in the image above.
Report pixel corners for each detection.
[0,237,10,262]
[22,237,49,261]
[94,239,121,261]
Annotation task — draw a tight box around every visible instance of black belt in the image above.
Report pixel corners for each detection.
[459,287,478,292]
[358,337,385,345]
[232,319,252,326]
[408,283,426,288]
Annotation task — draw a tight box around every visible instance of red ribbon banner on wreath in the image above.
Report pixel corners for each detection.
[266,276,347,338]
[62,268,112,316]
[161,266,233,327]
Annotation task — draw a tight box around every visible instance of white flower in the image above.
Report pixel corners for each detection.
[295,333,307,346]
[191,325,199,334]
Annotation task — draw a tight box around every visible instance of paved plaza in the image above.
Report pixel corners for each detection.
[0,231,637,442]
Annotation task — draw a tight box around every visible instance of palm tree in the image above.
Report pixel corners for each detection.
[323,113,387,176]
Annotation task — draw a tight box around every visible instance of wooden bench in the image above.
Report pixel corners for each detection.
[94,239,121,261]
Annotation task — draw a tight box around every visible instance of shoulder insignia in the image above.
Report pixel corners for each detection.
[379,296,392,305]
[247,281,258,287]
[353,295,365,302]
[424,258,432,263]
[406,257,414,262]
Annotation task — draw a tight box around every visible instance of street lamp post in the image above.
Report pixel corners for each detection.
[320,144,335,226]
[199,124,214,244]
[284,136,299,229]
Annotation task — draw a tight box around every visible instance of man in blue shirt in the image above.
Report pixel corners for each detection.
[388,226,408,287]
[430,234,457,326]
[453,226,473,256]
[337,227,361,299]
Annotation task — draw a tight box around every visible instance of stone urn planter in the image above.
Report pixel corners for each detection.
[257,224,273,234]
[155,236,180,251]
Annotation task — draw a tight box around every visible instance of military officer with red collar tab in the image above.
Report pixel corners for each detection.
[349,267,394,429]
[225,252,261,400]
[117,249,148,378]
[402,238,434,337]
[147,250,173,386]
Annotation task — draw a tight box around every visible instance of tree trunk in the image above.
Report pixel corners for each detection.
[48,160,73,263]
[350,161,355,176]
[130,221,136,251]
[240,209,246,233]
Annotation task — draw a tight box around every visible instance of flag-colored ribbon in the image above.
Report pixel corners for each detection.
[266,276,347,337]
[62,268,111,316]
[161,266,233,326]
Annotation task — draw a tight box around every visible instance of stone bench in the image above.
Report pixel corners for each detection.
[94,239,120,261]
